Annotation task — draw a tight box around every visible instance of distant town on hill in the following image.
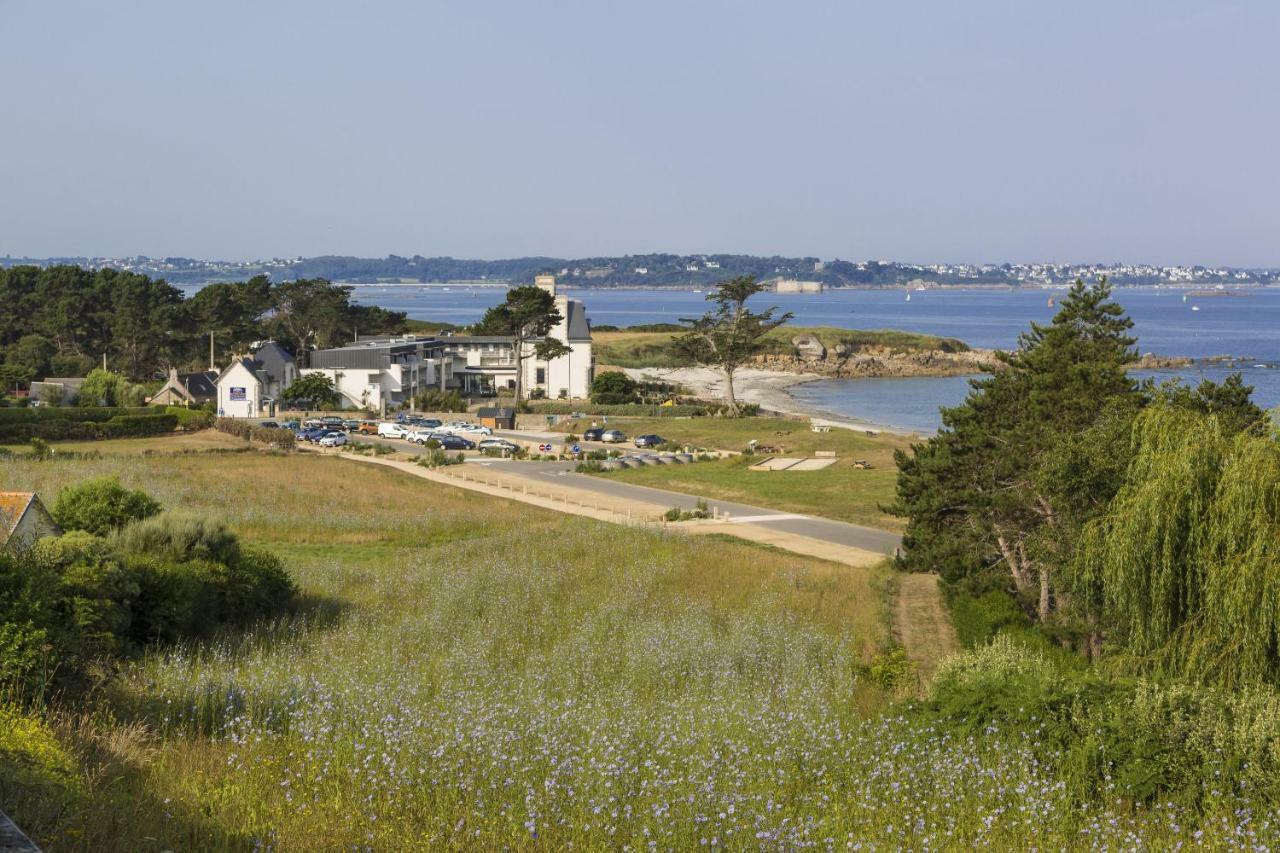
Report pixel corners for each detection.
[3,253,1278,288]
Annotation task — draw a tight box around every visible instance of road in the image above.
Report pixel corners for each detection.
[338,431,901,556]
[497,459,902,555]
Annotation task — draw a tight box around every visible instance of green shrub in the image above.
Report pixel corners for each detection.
[215,418,295,449]
[590,371,639,405]
[51,476,161,536]
[165,406,215,430]
[29,532,139,663]
[414,388,468,412]
[111,511,241,566]
[922,636,1280,806]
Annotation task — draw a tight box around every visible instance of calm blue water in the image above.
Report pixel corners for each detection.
[184,283,1280,431]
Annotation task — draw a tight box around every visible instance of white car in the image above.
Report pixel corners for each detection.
[454,423,492,436]
[478,437,519,453]
[377,422,409,439]
[437,420,479,435]
[406,428,439,445]
[318,431,348,447]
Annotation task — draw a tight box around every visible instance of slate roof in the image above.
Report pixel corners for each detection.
[564,299,592,341]
[179,371,218,399]
[251,342,294,384]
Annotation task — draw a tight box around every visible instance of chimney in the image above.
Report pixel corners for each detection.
[535,274,557,296]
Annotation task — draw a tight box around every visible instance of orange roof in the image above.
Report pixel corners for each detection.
[0,491,37,543]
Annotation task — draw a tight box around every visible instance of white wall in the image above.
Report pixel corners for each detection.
[303,360,437,411]
[216,362,263,418]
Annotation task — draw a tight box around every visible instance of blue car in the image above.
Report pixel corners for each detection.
[429,433,475,450]
[297,427,328,442]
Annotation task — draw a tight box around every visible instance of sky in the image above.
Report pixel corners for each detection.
[1,1,1278,266]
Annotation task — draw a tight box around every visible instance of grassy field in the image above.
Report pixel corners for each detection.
[594,325,970,369]
[0,429,248,455]
[1,448,897,850]
[553,416,909,529]
[2,444,1273,848]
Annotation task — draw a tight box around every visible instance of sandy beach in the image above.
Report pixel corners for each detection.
[621,366,920,436]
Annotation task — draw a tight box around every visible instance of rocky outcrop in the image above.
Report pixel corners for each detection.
[751,347,1195,379]
[753,346,1001,378]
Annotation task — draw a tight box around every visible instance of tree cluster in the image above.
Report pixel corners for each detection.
[0,477,295,696]
[0,265,408,388]
[892,278,1272,685]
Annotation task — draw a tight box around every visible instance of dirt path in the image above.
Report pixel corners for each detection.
[893,572,958,690]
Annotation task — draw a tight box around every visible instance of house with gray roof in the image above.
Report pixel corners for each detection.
[214,341,297,418]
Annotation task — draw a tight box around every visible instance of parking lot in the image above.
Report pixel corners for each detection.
[278,415,703,464]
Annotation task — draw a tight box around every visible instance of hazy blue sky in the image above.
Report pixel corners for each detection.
[2,1,1277,265]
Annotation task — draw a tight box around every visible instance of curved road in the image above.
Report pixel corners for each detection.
[498,459,902,556]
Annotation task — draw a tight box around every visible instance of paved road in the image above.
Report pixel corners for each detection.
[496,459,902,556]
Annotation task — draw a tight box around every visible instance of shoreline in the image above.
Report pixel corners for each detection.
[620,366,924,436]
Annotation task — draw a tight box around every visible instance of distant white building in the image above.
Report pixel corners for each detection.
[215,341,297,418]
[304,275,594,409]
[304,337,439,412]
[775,279,824,294]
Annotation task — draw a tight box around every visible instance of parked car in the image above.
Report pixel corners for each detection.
[436,420,472,435]
[634,434,666,448]
[600,429,627,443]
[320,416,344,428]
[302,418,324,429]
[454,423,492,436]
[430,433,475,450]
[357,421,380,435]
[259,421,280,429]
[318,431,348,447]
[377,423,409,439]
[416,418,443,430]
[342,419,362,431]
[406,428,440,444]
[297,427,328,442]
[582,428,604,442]
[281,420,301,431]
[478,438,520,453]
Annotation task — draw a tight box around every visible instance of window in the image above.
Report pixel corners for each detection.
[535,367,546,385]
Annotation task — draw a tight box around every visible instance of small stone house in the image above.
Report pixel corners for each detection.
[0,492,61,554]
[151,368,218,407]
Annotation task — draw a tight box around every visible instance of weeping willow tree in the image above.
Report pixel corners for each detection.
[1075,404,1280,687]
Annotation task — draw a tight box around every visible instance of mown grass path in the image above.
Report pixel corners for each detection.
[893,572,958,688]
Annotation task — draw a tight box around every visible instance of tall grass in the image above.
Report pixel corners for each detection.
[2,454,1278,848]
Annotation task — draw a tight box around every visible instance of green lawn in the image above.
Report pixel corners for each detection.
[553,414,911,458]
[601,455,903,530]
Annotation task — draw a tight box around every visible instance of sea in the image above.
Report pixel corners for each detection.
[185,282,1280,433]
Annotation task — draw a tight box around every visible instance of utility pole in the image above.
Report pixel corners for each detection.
[102,353,107,371]
[209,332,215,371]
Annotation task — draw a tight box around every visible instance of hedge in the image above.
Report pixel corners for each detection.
[0,413,179,443]
[215,418,296,450]
[0,406,154,424]
[164,407,215,430]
